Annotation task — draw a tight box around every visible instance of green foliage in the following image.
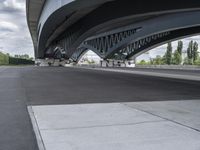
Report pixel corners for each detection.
[187,41,193,60]
[137,40,200,66]
[9,57,34,65]
[87,59,95,64]
[165,42,173,65]
[172,41,183,65]
[194,56,200,66]
[137,60,150,65]
[173,50,182,65]
[177,41,183,55]
[183,57,192,65]
[0,52,34,65]
[194,57,199,65]
[84,58,95,64]
[150,55,165,65]
[185,41,199,65]
[14,54,30,59]
[0,52,9,65]
[193,42,199,62]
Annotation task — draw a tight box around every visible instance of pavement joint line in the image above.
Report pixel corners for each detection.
[27,106,46,150]
[77,66,200,81]
[40,120,167,131]
[122,103,200,133]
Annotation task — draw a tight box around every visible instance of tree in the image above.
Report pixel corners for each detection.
[186,41,199,65]
[173,41,183,65]
[173,50,182,65]
[164,42,173,65]
[152,55,164,65]
[14,54,31,60]
[138,60,148,65]
[14,55,19,58]
[0,52,9,65]
[177,41,183,55]
[195,56,200,65]
[193,41,199,63]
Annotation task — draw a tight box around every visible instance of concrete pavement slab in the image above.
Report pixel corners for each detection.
[40,121,200,150]
[29,102,200,150]
[125,100,200,131]
[32,103,163,130]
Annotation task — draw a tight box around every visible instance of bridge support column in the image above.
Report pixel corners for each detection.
[124,60,135,68]
[100,59,135,68]
[35,59,71,67]
[100,60,110,67]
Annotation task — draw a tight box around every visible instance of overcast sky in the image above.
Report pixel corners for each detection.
[0,0,200,59]
[0,0,34,57]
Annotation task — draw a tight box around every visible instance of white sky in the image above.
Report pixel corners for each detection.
[0,0,199,59]
[0,0,34,57]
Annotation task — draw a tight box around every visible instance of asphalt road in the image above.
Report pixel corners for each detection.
[115,67,200,77]
[0,66,200,150]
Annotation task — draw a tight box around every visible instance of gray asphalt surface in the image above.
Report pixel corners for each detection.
[0,66,200,150]
[105,67,200,76]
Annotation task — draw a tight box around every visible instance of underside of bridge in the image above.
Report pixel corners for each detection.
[27,0,200,62]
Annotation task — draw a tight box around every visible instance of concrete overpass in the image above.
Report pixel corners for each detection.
[27,0,200,62]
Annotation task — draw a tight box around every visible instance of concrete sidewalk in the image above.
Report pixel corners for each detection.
[29,100,200,150]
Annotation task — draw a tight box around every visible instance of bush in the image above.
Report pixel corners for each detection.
[8,57,34,65]
[137,60,150,65]
[194,57,200,66]
[0,52,9,65]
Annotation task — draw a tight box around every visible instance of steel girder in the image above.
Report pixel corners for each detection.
[68,11,200,62]
[112,31,171,60]
[71,48,88,62]
[113,26,200,60]
[33,0,200,59]
[81,27,141,58]
[125,26,200,59]
[71,26,200,62]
